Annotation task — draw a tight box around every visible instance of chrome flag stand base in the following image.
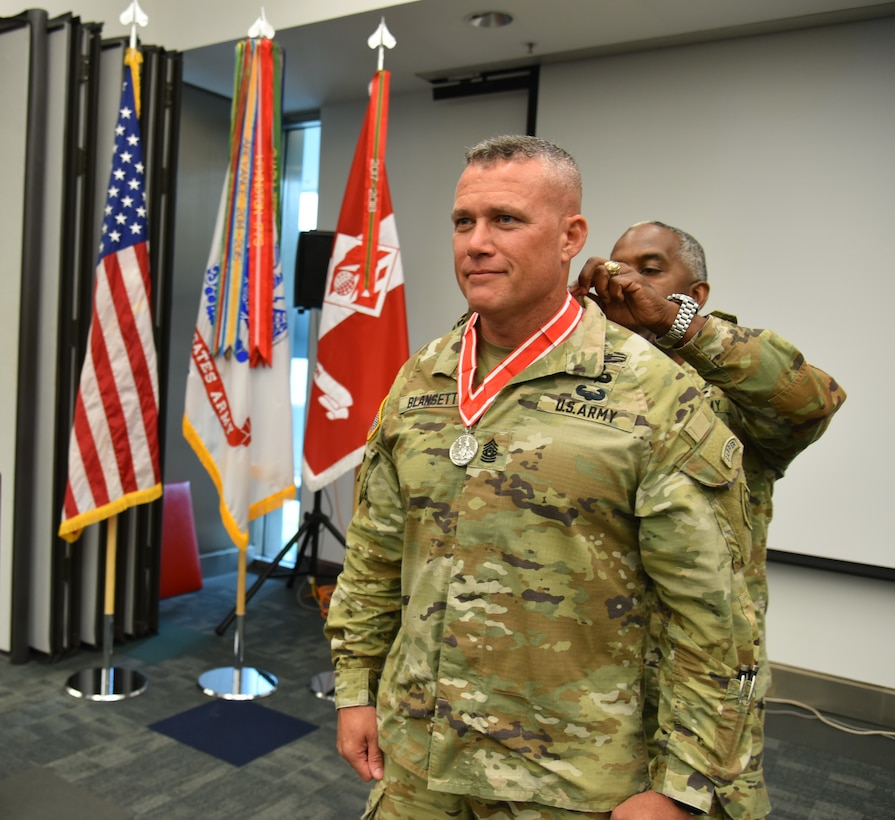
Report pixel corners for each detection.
[198,665,277,700]
[65,666,148,702]
[65,614,147,701]
[198,613,277,700]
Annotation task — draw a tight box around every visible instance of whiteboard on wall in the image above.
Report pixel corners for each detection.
[537,19,894,571]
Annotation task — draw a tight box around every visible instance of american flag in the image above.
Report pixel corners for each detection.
[58,48,162,542]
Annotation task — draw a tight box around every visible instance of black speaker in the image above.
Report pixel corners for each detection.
[294,229,335,309]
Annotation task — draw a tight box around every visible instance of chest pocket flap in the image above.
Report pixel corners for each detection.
[678,405,752,568]
[679,406,743,489]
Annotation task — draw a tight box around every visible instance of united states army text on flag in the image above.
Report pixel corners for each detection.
[302,69,409,492]
[59,47,161,542]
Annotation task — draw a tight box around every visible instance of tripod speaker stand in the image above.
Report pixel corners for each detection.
[215,490,345,637]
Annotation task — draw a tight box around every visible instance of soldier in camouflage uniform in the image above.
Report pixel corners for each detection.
[574,221,847,818]
[325,136,762,819]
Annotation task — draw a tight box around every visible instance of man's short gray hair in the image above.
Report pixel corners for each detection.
[465,135,582,206]
[634,220,708,282]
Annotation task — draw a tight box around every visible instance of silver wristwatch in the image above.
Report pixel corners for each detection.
[655,293,699,349]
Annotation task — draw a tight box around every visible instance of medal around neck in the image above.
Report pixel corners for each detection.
[450,432,478,466]
[452,296,584,468]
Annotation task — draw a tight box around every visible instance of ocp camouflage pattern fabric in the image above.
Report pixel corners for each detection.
[670,312,846,818]
[677,311,847,704]
[326,300,760,815]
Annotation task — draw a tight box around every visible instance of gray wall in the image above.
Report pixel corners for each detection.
[531,19,895,689]
[538,18,893,572]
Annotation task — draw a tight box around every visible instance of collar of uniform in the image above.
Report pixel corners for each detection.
[707,308,738,324]
[553,298,607,379]
[430,298,608,382]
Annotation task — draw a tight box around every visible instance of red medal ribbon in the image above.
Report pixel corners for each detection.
[457,293,583,427]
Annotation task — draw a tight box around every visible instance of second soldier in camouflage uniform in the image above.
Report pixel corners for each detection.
[576,221,847,818]
[325,136,761,819]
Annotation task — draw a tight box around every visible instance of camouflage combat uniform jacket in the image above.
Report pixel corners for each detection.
[325,300,760,814]
[637,315,844,818]
[675,312,847,701]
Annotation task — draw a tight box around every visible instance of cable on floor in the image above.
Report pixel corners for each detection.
[765,697,895,740]
[294,575,335,618]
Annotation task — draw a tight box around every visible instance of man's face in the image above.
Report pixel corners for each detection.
[452,158,584,343]
[610,223,696,299]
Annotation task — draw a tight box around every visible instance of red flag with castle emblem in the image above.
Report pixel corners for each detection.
[302,69,409,491]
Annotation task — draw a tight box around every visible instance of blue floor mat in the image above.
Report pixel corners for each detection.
[149,699,318,766]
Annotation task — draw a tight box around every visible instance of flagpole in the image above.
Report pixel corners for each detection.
[302,16,406,494]
[194,11,283,700]
[59,4,158,702]
[368,16,396,70]
[65,515,148,700]
[303,19,403,702]
[198,544,278,699]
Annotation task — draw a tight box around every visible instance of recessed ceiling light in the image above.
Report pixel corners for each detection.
[466,12,514,28]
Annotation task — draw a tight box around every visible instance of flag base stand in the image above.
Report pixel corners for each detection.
[65,612,148,701]
[65,666,148,701]
[197,665,277,700]
[199,553,277,700]
[212,492,344,704]
[198,613,277,699]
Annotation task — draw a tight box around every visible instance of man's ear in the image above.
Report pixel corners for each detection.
[562,214,588,261]
[690,280,710,309]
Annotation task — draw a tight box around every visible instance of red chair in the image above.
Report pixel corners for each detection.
[159,481,203,599]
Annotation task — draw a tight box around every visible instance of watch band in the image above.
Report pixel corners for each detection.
[655,293,699,349]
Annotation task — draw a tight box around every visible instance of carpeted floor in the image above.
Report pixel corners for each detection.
[0,569,370,819]
[761,718,895,818]
[1,569,893,818]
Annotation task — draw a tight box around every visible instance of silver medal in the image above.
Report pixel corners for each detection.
[449,433,478,466]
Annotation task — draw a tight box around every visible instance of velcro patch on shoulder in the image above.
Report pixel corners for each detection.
[683,406,712,444]
[679,412,743,488]
[367,396,388,442]
[722,435,741,468]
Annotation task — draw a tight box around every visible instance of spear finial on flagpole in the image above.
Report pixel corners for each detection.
[249,7,276,40]
[119,0,148,50]
[367,17,397,71]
